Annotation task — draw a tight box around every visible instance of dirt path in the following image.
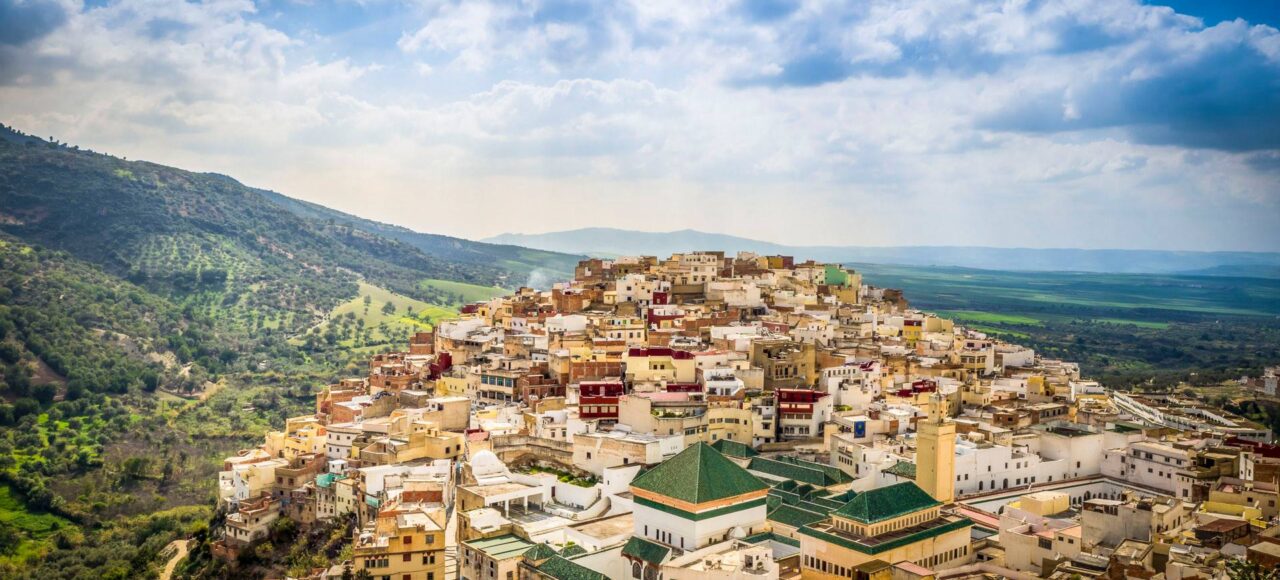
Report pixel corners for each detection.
[160,539,191,580]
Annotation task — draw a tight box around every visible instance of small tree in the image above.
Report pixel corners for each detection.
[1227,559,1279,580]
[122,456,152,481]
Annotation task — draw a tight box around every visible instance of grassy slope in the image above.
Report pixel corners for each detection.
[0,484,74,563]
[297,282,458,348]
[419,278,509,306]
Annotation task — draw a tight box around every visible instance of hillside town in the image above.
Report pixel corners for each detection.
[212,252,1280,580]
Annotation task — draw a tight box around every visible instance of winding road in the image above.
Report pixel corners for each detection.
[159,539,192,580]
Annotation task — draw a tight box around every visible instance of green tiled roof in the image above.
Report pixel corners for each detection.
[621,536,670,565]
[795,501,835,515]
[535,555,608,580]
[748,456,852,487]
[797,517,972,555]
[466,534,536,560]
[776,480,817,496]
[883,460,917,480]
[630,442,768,504]
[804,496,848,512]
[825,490,859,503]
[523,543,558,561]
[743,531,801,548]
[768,504,829,528]
[711,439,759,458]
[773,456,853,484]
[833,482,940,524]
[559,544,588,557]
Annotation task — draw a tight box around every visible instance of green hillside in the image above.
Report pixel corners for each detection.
[0,125,553,343]
[256,189,580,283]
[0,237,257,578]
[296,282,458,350]
[0,125,576,578]
[419,278,509,306]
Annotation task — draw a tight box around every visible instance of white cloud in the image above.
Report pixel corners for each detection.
[0,0,1276,251]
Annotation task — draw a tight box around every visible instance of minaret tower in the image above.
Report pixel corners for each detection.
[917,391,956,503]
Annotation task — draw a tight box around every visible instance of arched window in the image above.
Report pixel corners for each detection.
[632,562,642,579]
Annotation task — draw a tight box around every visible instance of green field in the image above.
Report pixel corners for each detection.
[0,484,74,562]
[857,264,1280,322]
[296,282,458,349]
[1089,318,1170,329]
[856,263,1280,388]
[418,278,509,306]
[935,310,1044,326]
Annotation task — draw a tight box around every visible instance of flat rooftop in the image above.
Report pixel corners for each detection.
[462,482,538,498]
[571,512,634,540]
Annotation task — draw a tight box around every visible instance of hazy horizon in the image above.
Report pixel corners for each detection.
[485,226,1280,254]
[2,0,1278,252]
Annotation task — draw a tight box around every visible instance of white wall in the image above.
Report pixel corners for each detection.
[634,502,767,551]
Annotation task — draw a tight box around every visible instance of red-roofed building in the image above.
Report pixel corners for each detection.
[578,381,626,422]
[777,389,832,441]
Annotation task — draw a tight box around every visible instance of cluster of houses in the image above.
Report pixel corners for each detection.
[213,251,1279,580]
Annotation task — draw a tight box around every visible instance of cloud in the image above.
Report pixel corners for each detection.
[0,0,66,46]
[979,18,1280,151]
[0,0,1277,251]
[397,0,620,72]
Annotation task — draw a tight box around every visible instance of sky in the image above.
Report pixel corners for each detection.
[1,0,1278,252]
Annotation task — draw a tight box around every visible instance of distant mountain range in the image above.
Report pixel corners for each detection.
[485,228,1280,277]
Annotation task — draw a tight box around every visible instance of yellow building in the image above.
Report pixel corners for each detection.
[902,320,923,343]
[353,502,447,580]
[797,482,973,578]
[707,400,753,444]
[916,393,956,504]
[435,376,469,397]
[623,348,696,384]
[354,423,465,466]
[597,315,647,343]
[264,416,327,461]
